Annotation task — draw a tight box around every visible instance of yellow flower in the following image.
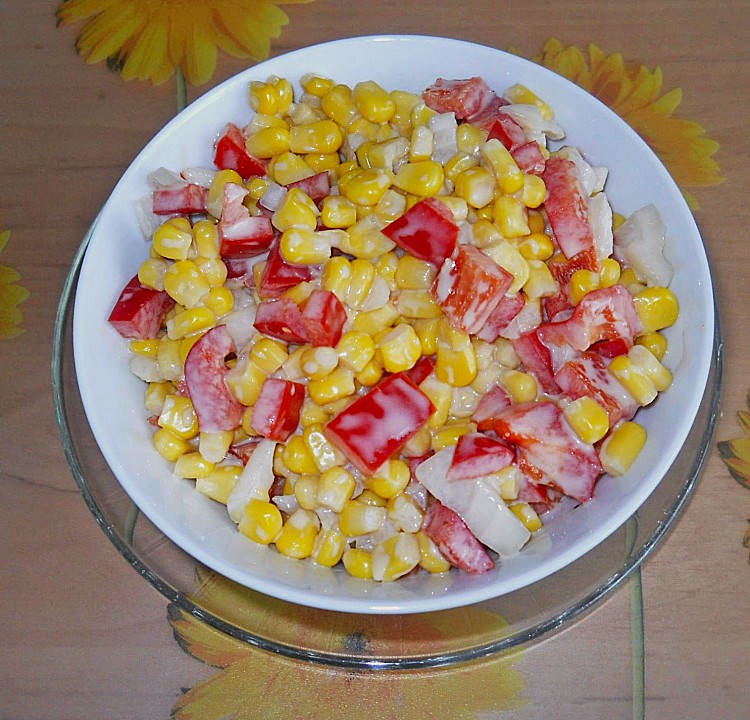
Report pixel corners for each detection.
[57,0,313,86]
[0,230,30,340]
[168,570,527,718]
[527,39,724,210]
[718,395,750,493]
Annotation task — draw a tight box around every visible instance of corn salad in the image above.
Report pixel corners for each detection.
[109,73,679,581]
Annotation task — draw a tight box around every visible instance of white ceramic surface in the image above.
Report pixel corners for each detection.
[73,35,714,614]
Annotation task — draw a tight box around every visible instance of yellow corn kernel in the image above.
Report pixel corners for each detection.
[378,324,422,373]
[517,232,553,262]
[509,502,543,532]
[357,489,387,507]
[301,73,335,98]
[152,217,193,261]
[247,112,289,134]
[456,121,488,154]
[300,346,339,381]
[354,358,384,387]
[366,459,411,500]
[431,422,473,451]
[250,337,288,374]
[239,498,283,545]
[618,266,646,294]
[408,125,433,162]
[198,430,233,464]
[632,287,680,334]
[292,474,320,510]
[289,119,343,155]
[152,426,193,463]
[343,168,394,207]
[483,240,531,294]
[338,215,396,259]
[191,219,219,259]
[628,345,672,391]
[392,289,443,319]
[206,169,243,218]
[453,165,496,208]
[137,257,170,291]
[599,421,647,476]
[130,338,159,357]
[609,354,657,406]
[336,331,376,373]
[305,153,339,174]
[352,303,399,335]
[344,258,376,309]
[308,366,356,406]
[389,89,420,127]
[280,227,332,265]
[272,188,318,233]
[441,151,476,181]
[501,370,538,403]
[312,526,347,567]
[226,357,266,406]
[518,173,547,209]
[316,466,356,513]
[282,434,319,475]
[410,101,437,127]
[319,256,350,302]
[481,139,524,194]
[299,399,329,429]
[392,160,445,197]
[275,508,320,559]
[569,268,601,305]
[156,336,182,381]
[395,256,437,290]
[636,331,668,361]
[523,259,558,299]
[419,374,454,428]
[342,547,374,579]
[527,209,546,234]
[349,118,380,144]
[563,396,610,444]
[372,533,420,582]
[352,80,396,123]
[244,177,270,201]
[505,83,553,120]
[196,465,242,504]
[598,258,622,288]
[163,259,210,307]
[320,195,358,229]
[469,219,500,249]
[402,425,432,457]
[173,451,215,479]
[158,395,199,440]
[167,306,215,340]
[417,531,451,573]
[303,423,344,472]
[413,317,440,356]
[493,465,522,501]
[436,325,477,387]
[387,493,424,534]
[193,256,228,287]
[248,77,293,115]
[374,190,407,224]
[321,84,359,127]
[473,205,495,222]
[268,151,314,186]
[493,195,530,238]
[246,126,291,159]
[339,499,387,537]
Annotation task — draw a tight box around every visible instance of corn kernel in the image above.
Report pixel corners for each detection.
[153,427,193,462]
[598,258,622,288]
[194,256,228,287]
[357,489,387,507]
[336,331,376,373]
[635,331,668,361]
[410,101,437,127]
[599,421,647,476]
[138,257,170,291]
[300,346,339,381]
[289,119,343,155]
[453,165,495,208]
[196,465,242,504]
[354,358,384,387]
[173,452,215,479]
[436,338,477,387]
[493,195,530,238]
[226,356,267,406]
[312,526,347,567]
[192,219,219,258]
[344,258,376,309]
[301,74,335,98]
[280,226,332,265]
[251,337,288,374]
[299,399,329,429]
[144,381,170,415]
[320,195,358,229]
[372,533,420,581]
[431,422,473,451]
[167,306,216,340]
[339,499,387,537]
[344,168,394,206]
[456,122,488,154]
[342,547,374,579]
[628,344,673,391]
[130,338,159,357]
[413,317,440,355]
[374,189,408,223]
[481,139,524,194]
[563,396,610,444]
[523,259,558,299]
[509,502,543,532]
[417,531,452,573]
[569,268,601,305]
[158,395,199,439]
[163,259,210,307]
[269,151,314,186]
[378,324,422,373]
[199,430,233,464]
[352,80,396,123]
[387,493,424,534]
[275,508,320,559]
[282,434,319,475]
[392,289,443,319]
[409,125,433,162]
[501,370,538,403]
[392,161,445,197]
[272,188,318,232]
[395,256,437,290]
[292,474,319,510]
[239,498,283,544]
[483,240,531,294]
[308,366,356,405]
[527,209,546,234]
[156,336,182,381]
[633,286,680,333]
[517,232,554,261]
[153,217,193,261]
[366,459,411,500]
[316,466,356,513]
[303,423,344,472]
[505,83,553,119]
[518,173,547,209]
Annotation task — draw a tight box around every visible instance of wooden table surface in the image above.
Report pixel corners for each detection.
[2,1,749,718]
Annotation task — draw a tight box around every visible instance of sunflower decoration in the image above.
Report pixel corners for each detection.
[525,38,724,210]
[56,0,313,87]
[167,569,527,719]
[0,229,30,340]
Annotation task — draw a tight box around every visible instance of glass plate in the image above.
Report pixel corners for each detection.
[53,229,723,670]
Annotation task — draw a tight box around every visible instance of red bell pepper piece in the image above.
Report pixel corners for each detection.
[184,325,244,433]
[253,297,309,344]
[218,183,275,258]
[511,141,546,175]
[285,171,331,204]
[422,501,495,575]
[493,402,602,502]
[405,354,436,386]
[324,373,435,475]
[472,384,512,431]
[447,432,514,481]
[250,378,306,441]
[108,274,174,340]
[511,330,563,395]
[464,95,511,131]
[301,290,347,347]
[152,184,209,215]
[258,240,318,298]
[432,245,514,335]
[422,77,498,120]
[213,123,267,180]
[487,113,527,150]
[542,156,598,270]
[476,292,526,342]
[382,197,459,268]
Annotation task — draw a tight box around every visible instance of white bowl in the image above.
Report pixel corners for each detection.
[73,35,714,614]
